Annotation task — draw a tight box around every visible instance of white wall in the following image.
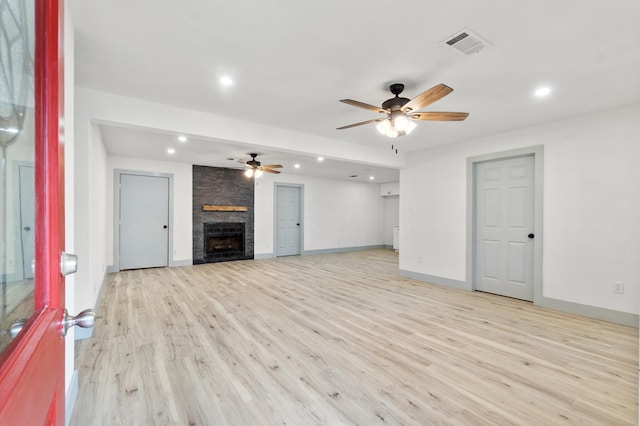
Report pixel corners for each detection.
[255,173,385,256]
[74,116,108,316]
[105,157,193,266]
[400,104,640,315]
[89,123,108,294]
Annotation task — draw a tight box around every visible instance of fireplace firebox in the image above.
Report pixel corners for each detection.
[204,222,245,262]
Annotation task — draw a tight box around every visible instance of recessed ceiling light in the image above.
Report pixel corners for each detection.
[294,164,300,168]
[317,157,324,162]
[220,76,234,87]
[535,86,551,98]
[369,176,375,180]
[178,135,187,142]
[167,148,175,154]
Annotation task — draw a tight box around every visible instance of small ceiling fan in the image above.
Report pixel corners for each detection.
[239,153,282,177]
[337,83,469,140]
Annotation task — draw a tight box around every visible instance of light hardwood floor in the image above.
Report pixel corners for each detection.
[71,249,638,425]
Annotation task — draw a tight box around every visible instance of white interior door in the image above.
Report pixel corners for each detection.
[276,185,301,256]
[119,174,169,270]
[18,165,34,279]
[475,155,535,301]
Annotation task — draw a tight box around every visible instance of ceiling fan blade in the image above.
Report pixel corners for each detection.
[337,118,385,130]
[402,84,453,113]
[261,164,283,169]
[340,99,387,114]
[409,111,469,121]
[261,168,280,174]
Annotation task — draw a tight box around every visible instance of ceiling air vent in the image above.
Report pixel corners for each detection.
[441,28,492,56]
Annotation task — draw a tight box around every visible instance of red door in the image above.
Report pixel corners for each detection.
[0,0,67,423]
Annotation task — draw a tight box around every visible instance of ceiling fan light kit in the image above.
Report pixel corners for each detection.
[376,111,418,138]
[240,153,282,178]
[244,168,263,178]
[338,82,469,145]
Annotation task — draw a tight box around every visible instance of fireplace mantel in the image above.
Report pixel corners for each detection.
[202,205,248,212]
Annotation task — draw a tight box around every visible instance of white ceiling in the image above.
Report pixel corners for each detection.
[69,0,640,183]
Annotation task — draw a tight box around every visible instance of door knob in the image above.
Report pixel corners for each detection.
[528,233,535,239]
[8,319,27,339]
[163,225,168,229]
[62,308,95,337]
[60,252,78,276]
[23,226,31,231]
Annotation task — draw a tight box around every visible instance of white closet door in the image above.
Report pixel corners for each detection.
[476,156,535,301]
[119,174,169,270]
[276,185,301,257]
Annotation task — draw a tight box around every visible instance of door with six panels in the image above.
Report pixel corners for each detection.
[475,155,535,301]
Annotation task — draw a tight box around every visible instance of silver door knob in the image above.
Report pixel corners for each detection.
[60,252,78,276]
[9,319,27,339]
[62,308,95,337]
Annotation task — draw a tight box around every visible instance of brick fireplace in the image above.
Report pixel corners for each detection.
[192,165,254,264]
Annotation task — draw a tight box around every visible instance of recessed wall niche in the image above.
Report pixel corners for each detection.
[192,165,254,264]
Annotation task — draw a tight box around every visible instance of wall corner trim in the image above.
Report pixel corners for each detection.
[65,370,79,426]
[75,270,108,340]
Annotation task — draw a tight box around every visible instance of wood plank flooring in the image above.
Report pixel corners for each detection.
[71,249,638,425]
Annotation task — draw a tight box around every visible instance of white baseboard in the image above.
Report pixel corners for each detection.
[399,269,638,327]
[170,259,193,267]
[255,245,387,259]
[303,245,386,256]
[254,253,274,259]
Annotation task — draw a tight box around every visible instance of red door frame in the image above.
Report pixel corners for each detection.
[0,0,65,423]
